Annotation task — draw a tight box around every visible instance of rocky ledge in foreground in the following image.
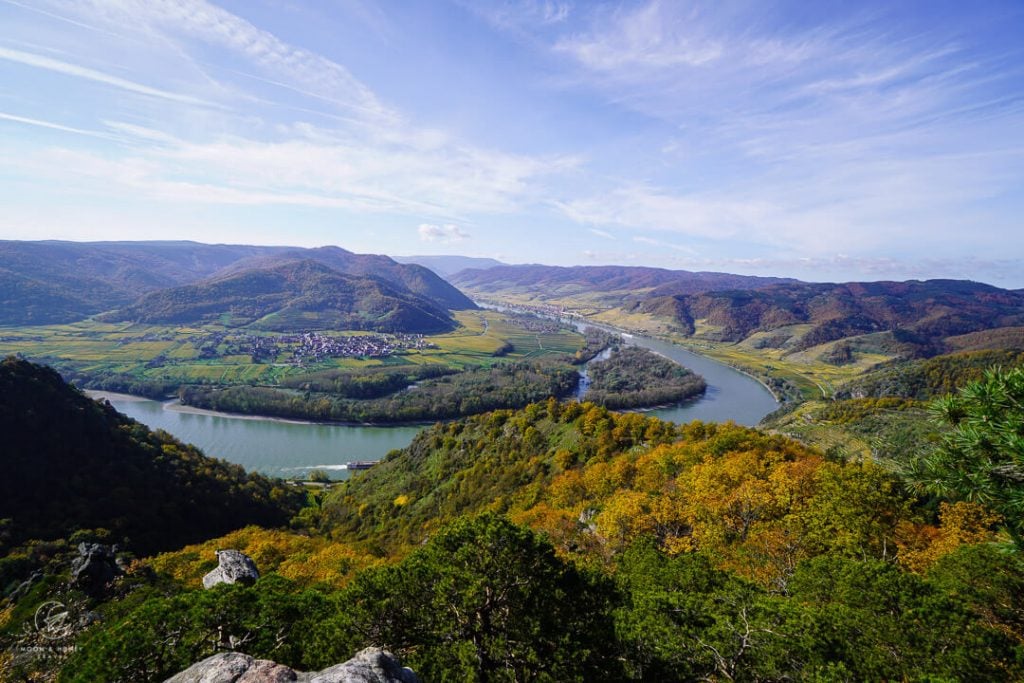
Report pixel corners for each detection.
[165,647,420,683]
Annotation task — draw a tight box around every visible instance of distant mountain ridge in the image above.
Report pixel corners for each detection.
[215,246,475,311]
[451,264,797,304]
[104,259,457,333]
[0,240,474,326]
[0,240,283,325]
[451,263,1024,356]
[638,279,1024,350]
[393,255,506,278]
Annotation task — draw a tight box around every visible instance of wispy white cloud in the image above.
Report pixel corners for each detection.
[0,111,122,140]
[558,136,1024,256]
[653,254,1024,287]
[101,121,180,145]
[0,45,213,106]
[1,0,124,39]
[556,1,721,71]
[552,1,1008,139]
[419,223,470,242]
[545,1,1024,265]
[53,0,396,122]
[1,0,1021,285]
[633,235,697,255]
[11,126,571,219]
[0,1,576,221]
[466,0,572,31]
[559,184,773,243]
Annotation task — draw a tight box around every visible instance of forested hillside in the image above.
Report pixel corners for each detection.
[0,241,475,325]
[3,365,1024,682]
[449,270,1024,410]
[638,279,1024,349]
[837,348,1024,399]
[212,246,476,311]
[452,264,795,307]
[0,357,303,556]
[317,401,1009,572]
[104,259,457,333]
[0,241,281,325]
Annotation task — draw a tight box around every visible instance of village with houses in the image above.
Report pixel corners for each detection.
[195,331,437,364]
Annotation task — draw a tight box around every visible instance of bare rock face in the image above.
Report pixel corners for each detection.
[70,542,123,595]
[164,648,420,683]
[305,647,421,683]
[202,549,260,589]
[164,652,268,682]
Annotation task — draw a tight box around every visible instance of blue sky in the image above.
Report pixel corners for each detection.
[1,0,1023,286]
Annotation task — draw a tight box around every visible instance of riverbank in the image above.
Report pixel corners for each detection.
[549,307,785,407]
[88,389,437,428]
[563,318,793,405]
[93,393,425,480]
[477,301,779,425]
[589,307,888,404]
[594,327,784,422]
[89,310,780,429]
[650,335,828,404]
[624,336,790,405]
[88,390,344,427]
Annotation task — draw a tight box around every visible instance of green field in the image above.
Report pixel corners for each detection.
[0,310,585,391]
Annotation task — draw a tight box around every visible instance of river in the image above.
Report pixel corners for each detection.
[87,392,423,481]
[619,332,779,425]
[491,304,780,425]
[570,327,778,424]
[93,318,778,480]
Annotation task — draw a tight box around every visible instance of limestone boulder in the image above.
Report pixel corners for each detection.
[202,549,260,589]
[164,648,420,683]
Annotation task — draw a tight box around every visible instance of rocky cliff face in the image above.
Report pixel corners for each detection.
[164,647,420,683]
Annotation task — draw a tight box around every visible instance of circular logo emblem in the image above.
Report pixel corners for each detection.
[34,601,74,641]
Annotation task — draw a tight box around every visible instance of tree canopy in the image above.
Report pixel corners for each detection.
[911,366,1024,548]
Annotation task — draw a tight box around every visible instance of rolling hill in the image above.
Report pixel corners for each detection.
[451,266,1023,357]
[103,259,457,333]
[211,246,475,311]
[0,240,284,325]
[451,264,797,307]
[636,279,1024,351]
[0,241,474,325]
[834,348,1024,400]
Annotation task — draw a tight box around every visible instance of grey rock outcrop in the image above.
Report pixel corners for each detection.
[306,648,420,683]
[164,651,289,682]
[164,647,420,683]
[9,569,43,602]
[202,549,260,589]
[70,542,123,594]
